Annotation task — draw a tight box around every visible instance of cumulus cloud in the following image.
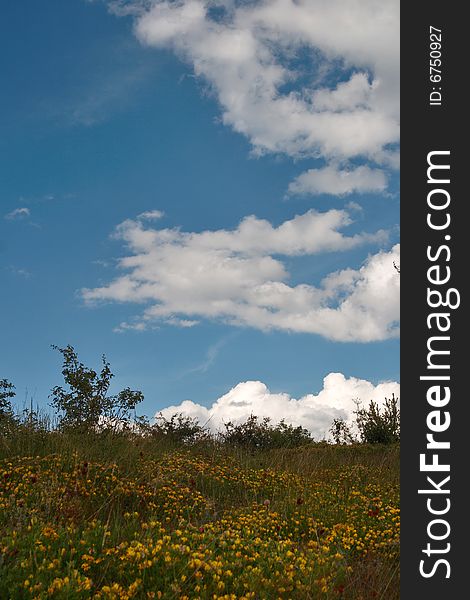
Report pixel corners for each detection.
[156,372,400,440]
[4,207,30,220]
[119,0,399,172]
[81,210,399,342]
[288,165,388,197]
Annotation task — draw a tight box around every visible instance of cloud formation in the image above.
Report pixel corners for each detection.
[156,372,400,440]
[113,0,399,194]
[132,0,399,159]
[82,210,399,341]
[288,165,388,197]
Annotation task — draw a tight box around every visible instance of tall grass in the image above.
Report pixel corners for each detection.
[0,423,399,599]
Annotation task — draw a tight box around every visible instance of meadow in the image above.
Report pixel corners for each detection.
[0,432,399,600]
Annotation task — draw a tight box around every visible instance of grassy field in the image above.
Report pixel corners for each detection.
[0,433,399,599]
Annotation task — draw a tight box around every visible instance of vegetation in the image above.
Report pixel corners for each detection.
[329,396,400,446]
[50,345,144,433]
[0,345,400,599]
[220,415,313,451]
[355,396,400,445]
[0,379,18,434]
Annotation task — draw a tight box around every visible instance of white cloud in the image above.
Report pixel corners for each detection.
[165,317,199,328]
[125,0,399,167]
[288,164,388,196]
[113,321,148,333]
[5,207,30,220]
[137,209,165,221]
[156,372,400,440]
[81,210,399,342]
[312,73,376,113]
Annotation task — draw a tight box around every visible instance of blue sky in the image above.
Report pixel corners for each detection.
[1,0,399,437]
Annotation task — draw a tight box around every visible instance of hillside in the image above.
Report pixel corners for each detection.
[0,435,399,599]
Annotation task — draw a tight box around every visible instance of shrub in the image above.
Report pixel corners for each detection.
[220,414,313,450]
[151,413,210,445]
[329,395,400,445]
[355,394,400,444]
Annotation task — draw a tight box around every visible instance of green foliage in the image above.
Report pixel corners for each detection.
[329,417,356,445]
[0,379,15,417]
[220,414,313,450]
[355,395,400,444]
[0,379,18,434]
[150,412,210,445]
[330,395,400,445]
[130,413,313,450]
[49,345,143,432]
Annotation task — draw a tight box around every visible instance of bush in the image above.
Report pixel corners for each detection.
[137,413,313,450]
[49,345,143,432]
[150,413,210,445]
[355,394,400,444]
[220,414,313,450]
[330,395,400,445]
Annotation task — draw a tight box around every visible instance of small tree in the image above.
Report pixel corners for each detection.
[0,379,15,416]
[329,417,357,445]
[0,379,17,430]
[50,345,143,432]
[355,394,400,444]
[329,395,400,445]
